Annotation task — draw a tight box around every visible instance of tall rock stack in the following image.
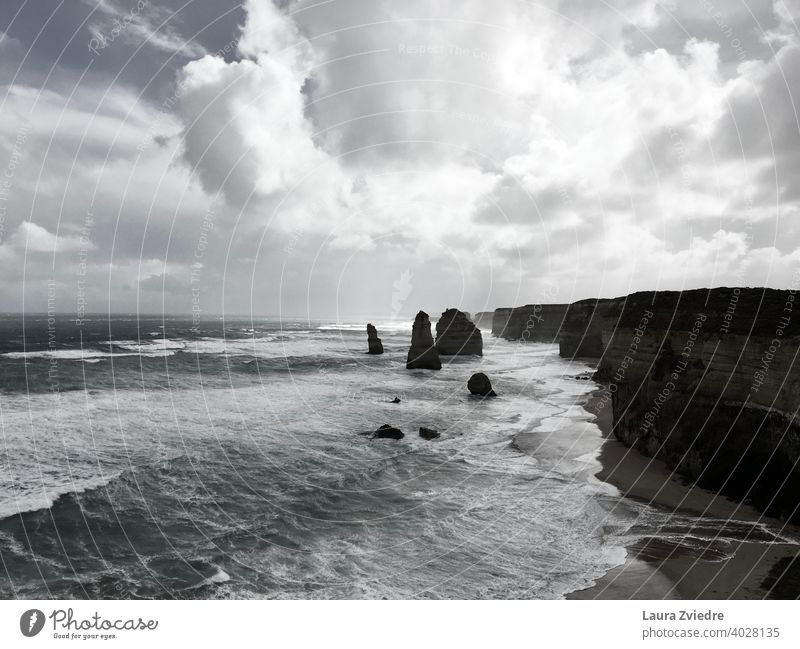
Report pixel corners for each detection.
[435,308,483,356]
[366,323,384,354]
[406,311,442,370]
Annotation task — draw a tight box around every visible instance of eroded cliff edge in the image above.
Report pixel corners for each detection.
[494,288,800,522]
[592,289,799,522]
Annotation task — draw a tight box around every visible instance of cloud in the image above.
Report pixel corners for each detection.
[4,222,90,254]
[176,54,330,206]
[86,0,208,58]
[3,0,800,314]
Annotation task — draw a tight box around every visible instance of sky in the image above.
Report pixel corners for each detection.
[0,0,798,319]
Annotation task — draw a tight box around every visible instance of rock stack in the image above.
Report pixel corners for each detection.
[366,323,384,354]
[406,311,442,370]
[435,308,483,356]
[467,372,497,397]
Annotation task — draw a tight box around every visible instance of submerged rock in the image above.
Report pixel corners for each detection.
[406,311,442,370]
[435,308,483,356]
[467,372,497,397]
[419,427,440,440]
[366,323,384,354]
[373,424,404,439]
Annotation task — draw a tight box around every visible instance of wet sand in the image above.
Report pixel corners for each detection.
[569,388,800,600]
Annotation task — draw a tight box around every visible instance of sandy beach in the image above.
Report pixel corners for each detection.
[569,388,800,600]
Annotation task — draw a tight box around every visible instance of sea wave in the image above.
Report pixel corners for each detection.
[317,321,413,333]
[0,472,121,521]
[1,349,176,360]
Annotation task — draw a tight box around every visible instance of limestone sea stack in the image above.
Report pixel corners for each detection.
[366,323,384,354]
[468,372,497,397]
[406,311,442,370]
[435,308,483,356]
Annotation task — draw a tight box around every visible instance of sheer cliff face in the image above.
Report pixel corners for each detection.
[491,304,568,341]
[492,308,513,337]
[591,289,800,522]
[435,308,483,356]
[558,299,612,358]
[473,312,494,329]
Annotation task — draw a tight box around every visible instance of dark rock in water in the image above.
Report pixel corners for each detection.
[467,372,496,397]
[373,424,403,439]
[367,323,384,354]
[390,396,401,404]
[406,311,442,370]
[435,308,483,356]
[419,426,440,440]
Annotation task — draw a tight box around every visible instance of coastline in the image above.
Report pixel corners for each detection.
[568,386,800,600]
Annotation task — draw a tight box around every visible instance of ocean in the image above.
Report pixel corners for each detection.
[0,314,790,599]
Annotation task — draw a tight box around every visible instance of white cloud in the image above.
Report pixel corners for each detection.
[161,0,800,310]
[175,0,339,213]
[3,0,800,314]
[4,222,89,254]
[86,0,208,58]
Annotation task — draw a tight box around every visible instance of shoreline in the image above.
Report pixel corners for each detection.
[569,386,800,600]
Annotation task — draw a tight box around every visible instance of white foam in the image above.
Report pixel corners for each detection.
[317,321,413,333]
[0,473,119,520]
[187,566,231,591]
[108,339,187,352]
[1,349,175,360]
[208,567,231,584]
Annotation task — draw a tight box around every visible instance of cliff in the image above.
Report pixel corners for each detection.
[435,308,483,356]
[558,299,613,358]
[492,308,514,337]
[473,311,494,329]
[491,304,569,341]
[406,311,442,370]
[583,288,800,522]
